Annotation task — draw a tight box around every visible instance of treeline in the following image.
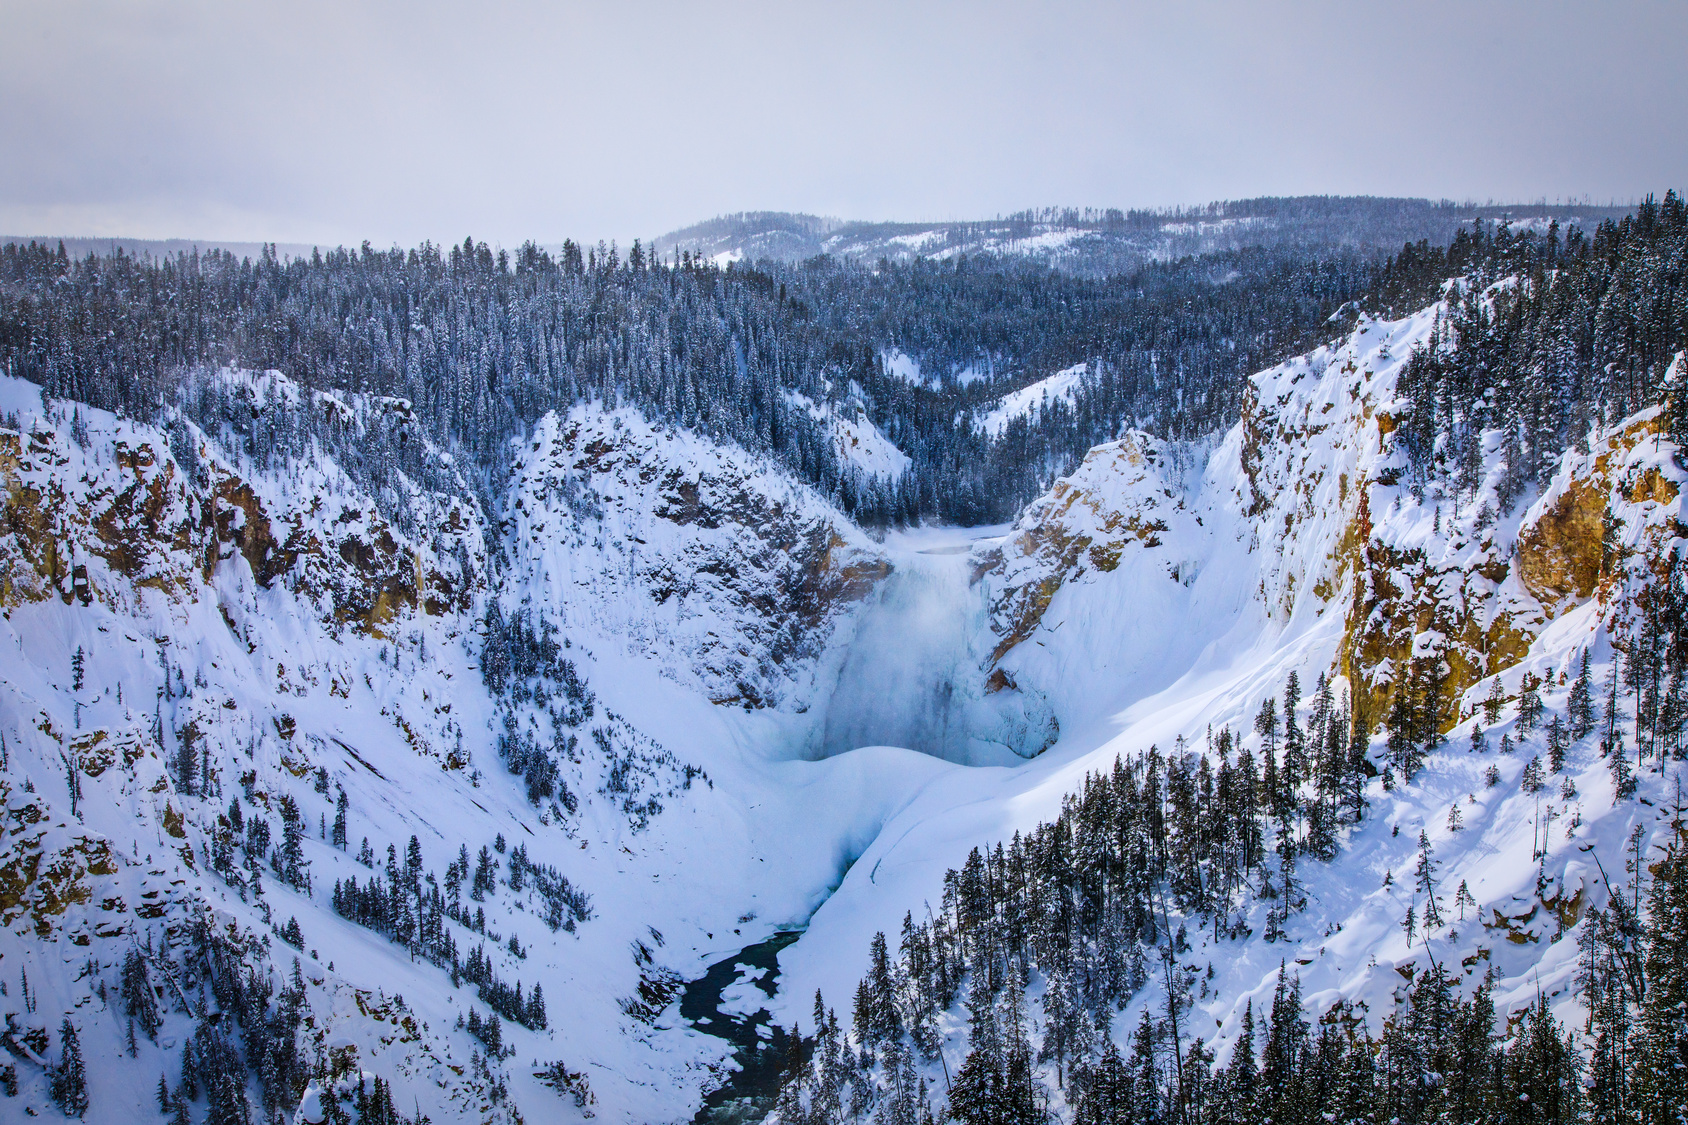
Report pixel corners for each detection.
[0,223,1377,526]
[784,957,1587,1125]
[1382,193,1688,499]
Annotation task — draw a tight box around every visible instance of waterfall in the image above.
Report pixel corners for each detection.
[813,542,1052,765]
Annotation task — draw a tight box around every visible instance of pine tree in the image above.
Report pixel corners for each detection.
[1612,740,1636,800]
[1503,994,1581,1124]
[1484,677,1506,726]
[1231,999,1259,1120]
[1571,651,1597,739]
[49,1018,88,1117]
[853,931,902,1049]
[1637,832,1688,1124]
[1521,756,1545,795]
[1387,683,1422,781]
[332,786,348,849]
[1519,672,1545,731]
[472,845,496,900]
[527,984,547,1031]
[1074,1038,1130,1125]
[1416,831,1443,929]
[1283,672,1305,781]
[1445,980,1500,1123]
[1256,696,1279,764]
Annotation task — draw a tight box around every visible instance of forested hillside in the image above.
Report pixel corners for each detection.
[0,233,1366,527]
[2,199,1674,534]
[757,193,1688,1125]
[1,193,1686,1125]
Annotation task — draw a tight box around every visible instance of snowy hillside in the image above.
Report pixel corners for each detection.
[3,274,1685,1125]
[976,364,1089,440]
[0,372,963,1124]
[761,301,1688,1121]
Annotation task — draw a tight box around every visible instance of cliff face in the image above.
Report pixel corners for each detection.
[0,374,483,636]
[966,308,1456,735]
[963,303,1674,751]
[974,433,1194,666]
[504,406,888,710]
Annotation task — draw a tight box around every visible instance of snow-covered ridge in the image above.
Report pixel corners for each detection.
[976,362,1088,438]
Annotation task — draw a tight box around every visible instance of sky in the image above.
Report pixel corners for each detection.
[2,0,1684,248]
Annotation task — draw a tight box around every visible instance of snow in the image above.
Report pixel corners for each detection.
[880,349,922,383]
[0,372,45,422]
[976,362,1089,438]
[1159,216,1267,237]
[1006,229,1086,252]
[881,348,994,387]
[4,290,1677,1123]
[784,390,910,479]
[885,232,946,252]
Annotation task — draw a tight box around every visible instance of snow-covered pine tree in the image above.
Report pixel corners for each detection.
[48,1018,87,1117]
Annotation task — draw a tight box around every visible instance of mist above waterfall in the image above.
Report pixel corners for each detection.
[813,532,1054,765]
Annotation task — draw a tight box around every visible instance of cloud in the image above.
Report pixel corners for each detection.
[2,0,1683,246]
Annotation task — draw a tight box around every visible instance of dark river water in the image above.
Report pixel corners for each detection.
[680,930,804,1125]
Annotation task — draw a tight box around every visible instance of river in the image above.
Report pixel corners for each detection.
[681,930,805,1124]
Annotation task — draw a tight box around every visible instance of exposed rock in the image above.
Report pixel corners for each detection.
[976,433,1186,665]
[0,391,481,638]
[509,408,889,709]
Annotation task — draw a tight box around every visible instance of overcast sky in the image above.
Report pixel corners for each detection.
[2,0,1684,247]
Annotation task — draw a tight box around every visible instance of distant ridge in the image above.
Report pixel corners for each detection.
[653,195,1637,276]
[0,235,319,261]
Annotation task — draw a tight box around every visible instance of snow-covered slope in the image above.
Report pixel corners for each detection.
[976,363,1088,439]
[0,373,944,1124]
[769,302,1688,1103]
[7,293,1683,1125]
[783,392,910,482]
